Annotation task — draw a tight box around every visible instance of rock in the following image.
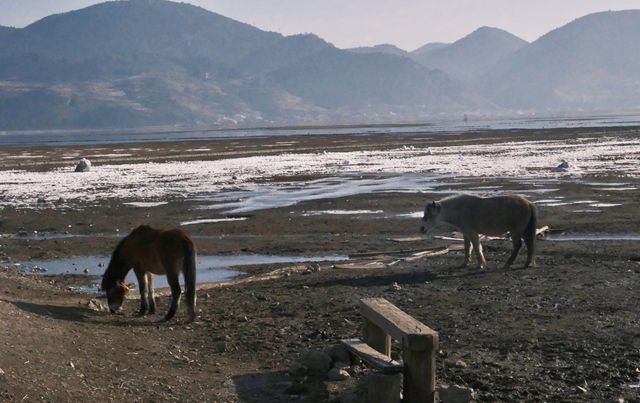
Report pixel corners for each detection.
[284,382,308,395]
[299,348,332,375]
[86,299,107,312]
[390,282,401,291]
[332,361,350,371]
[83,268,90,273]
[326,343,351,365]
[75,158,92,172]
[366,372,401,403]
[553,160,569,172]
[0,368,4,376]
[454,360,468,368]
[287,362,307,378]
[327,367,350,381]
[437,384,477,403]
[215,341,227,353]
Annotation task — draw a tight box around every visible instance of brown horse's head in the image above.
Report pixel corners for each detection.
[421,201,442,233]
[101,276,130,314]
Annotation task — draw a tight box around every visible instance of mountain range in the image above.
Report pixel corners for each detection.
[0,0,639,130]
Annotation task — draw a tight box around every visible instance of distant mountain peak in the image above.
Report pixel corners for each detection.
[346,43,408,56]
[410,26,527,83]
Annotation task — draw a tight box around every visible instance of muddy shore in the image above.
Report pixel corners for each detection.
[1,127,640,402]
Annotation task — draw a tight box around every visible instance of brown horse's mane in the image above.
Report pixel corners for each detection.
[101,230,136,287]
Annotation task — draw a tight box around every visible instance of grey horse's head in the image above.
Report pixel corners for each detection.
[420,201,441,234]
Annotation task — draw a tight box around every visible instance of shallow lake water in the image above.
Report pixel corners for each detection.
[10,253,348,291]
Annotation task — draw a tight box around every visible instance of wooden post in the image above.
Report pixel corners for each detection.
[363,318,391,356]
[402,333,438,403]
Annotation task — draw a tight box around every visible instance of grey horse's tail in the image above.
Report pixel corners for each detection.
[524,203,537,266]
[183,239,197,321]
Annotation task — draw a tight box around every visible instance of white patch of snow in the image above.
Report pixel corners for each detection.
[1,136,639,209]
[301,210,383,216]
[123,201,168,207]
[180,217,247,226]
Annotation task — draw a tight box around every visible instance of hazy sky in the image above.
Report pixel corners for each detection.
[2,0,639,50]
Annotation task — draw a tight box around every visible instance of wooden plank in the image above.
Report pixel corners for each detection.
[349,246,445,258]
[536,225,549,235]
[389,236,429,242]
[342,339,403,373]
[333,261,387,270]
[359,298,436,341]
[402,247,450,262]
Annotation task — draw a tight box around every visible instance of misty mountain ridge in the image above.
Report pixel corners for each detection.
[0,1,639,130]
[346,44,409,57]
[480,10,640,111]
[410,26,529,83]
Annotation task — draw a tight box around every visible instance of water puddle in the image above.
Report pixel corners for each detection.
[180,217,247,226]
[195,174,454,213]
[301,210,383,216]
[546,233,640,241]
[9,253,348,291]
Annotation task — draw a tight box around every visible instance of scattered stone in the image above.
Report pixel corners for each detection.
[287,362,307,378]
[553,160,569,172]
[214,341,227,353]
[0,368,4,376]
[284,382,308,395]
[326,344,351,365]
[454,359,468,368]
[86,299,107,312]
[366,372,401,403]
[299,348,332,375]
[75,158,92,172]
[327,367,350,381]
[390,282,401,291]
[437,384,477,403]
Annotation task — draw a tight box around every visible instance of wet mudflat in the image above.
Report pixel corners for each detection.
[1,126,640,402]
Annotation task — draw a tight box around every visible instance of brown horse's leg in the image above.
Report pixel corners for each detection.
[147,273,156,314]
[469,233,486,269]
[503,235,522,269]
[164,272,182,321]
[183,263,196,322]
[134,270,148,315]
[523,232,536,268]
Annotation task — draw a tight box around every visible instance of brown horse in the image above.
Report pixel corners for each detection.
[101,225,197,321]
[421,194,537,269]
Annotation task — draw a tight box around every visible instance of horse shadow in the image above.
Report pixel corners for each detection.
[303,263,531,289]
[4,299,163,327]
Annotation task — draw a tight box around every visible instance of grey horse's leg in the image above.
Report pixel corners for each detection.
[135,270,148,315]
[504,234,522,269]
[147,272,156,314]
[164,272,182,321]
[460,235,472,268]
[469,233,487,269]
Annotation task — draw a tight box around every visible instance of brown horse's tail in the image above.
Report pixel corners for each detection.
[524,203,537,267]
[183,239,197,321]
